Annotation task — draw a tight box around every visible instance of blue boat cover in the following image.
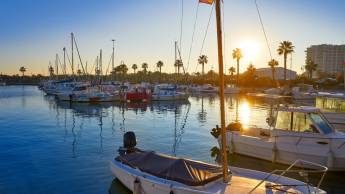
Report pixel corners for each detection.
[116,151,224,186]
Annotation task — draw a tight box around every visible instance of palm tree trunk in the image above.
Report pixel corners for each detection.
[202,64,204,75]
[272,69,275,82]
[159,67,161,74]
[284,54,287,81]
[236,59,239,85]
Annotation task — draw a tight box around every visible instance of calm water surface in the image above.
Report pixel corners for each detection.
[0,86,344,194]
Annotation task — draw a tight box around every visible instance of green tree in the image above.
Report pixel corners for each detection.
[142,62,148,74]
[131,64,137,73]
[118,64,128,75]
[174,59,183,75]
[305,59,317,79]
[277,41,294,81]
[198,55,208,75]
[19,66,26,77]
[268,59,279,82]
[156,60,164,73]
[232,48,243,85]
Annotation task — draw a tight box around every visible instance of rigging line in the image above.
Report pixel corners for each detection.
[194,2,215,73]
[179,0,184,59]
[185,2,200,73]
[56,55,65,75]
[65,50,73,75]
[254,0,272,60]
[73,36,86,75]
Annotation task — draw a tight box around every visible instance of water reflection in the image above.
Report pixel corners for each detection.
[239,101,250,129]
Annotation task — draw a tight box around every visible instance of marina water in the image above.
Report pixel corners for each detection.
[0,86,344,194]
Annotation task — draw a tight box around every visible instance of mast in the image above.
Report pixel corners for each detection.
[55,53,59,79]
[63,47,66,76]
[215,0,229,182]
[175,41,177,73]
[112,39,115,71]
[71,32,74,75]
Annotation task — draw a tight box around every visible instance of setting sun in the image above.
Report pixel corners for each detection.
[239,40,260,63]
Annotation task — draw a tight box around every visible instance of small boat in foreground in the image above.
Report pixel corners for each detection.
[111,132,326,194]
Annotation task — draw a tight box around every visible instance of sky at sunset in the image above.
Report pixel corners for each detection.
[0,0,344,75]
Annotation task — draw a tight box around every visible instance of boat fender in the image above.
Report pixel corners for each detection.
[133,178,141,194]
[327,149,334,168]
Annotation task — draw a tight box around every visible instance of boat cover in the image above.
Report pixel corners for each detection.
[116,151,224,186]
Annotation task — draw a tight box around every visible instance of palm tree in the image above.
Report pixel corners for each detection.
[232,48,243,85]
[77,69,82,76]
[277,41,294,81]
[268,59,279,82]
[19,66,26,77]
[198,55,208,75]
[174,59,183,75]
[305,59,317,79]
[142,62,148,74]
[156,61,164,73]
[132,64,138,73]
[246,63,256,81]
[228,66,236,85]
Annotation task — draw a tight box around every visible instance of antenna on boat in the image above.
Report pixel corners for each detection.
[215,0,229,182]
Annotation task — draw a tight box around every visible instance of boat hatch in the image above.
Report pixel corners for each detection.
[275,110,334,134]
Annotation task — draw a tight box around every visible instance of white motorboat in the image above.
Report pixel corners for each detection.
[152,84,189,101]
[217,105,345,171]
[292,84,317,100]
[199,84,219,93]
[71,88,121,102]
[111,132,326,194]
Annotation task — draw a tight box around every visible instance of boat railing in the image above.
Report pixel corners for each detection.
[249,159,328,194]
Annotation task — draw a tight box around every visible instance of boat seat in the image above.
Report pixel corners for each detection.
[116,150,225,186]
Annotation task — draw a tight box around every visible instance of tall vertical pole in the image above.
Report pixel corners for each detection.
[71,32,74,75]
[63,47,66,76]
[55,53,59,79]
[174,41,177,73]
[343,62,345,91]
[215,0,229,182]
[112,39,115,71]
[100,49,103,76]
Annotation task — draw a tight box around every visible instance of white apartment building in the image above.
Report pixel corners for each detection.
[306,44,345,74]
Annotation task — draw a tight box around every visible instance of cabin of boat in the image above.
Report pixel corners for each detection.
[223,106,345,170]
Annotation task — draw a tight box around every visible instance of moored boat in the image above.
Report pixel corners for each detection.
[217,105,345,171]
[152,84,189,101]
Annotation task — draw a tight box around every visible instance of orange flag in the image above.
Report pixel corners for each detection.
[199,0,214,4]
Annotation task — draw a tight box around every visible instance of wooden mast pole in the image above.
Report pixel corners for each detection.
[215,0,229,182]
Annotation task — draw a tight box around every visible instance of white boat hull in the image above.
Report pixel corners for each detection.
[221,131,345,171]
[110,159,324,194]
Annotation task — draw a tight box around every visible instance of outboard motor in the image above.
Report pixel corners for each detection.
[119,131,137,155]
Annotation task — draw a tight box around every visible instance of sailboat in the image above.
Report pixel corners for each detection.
[110,0,326,193]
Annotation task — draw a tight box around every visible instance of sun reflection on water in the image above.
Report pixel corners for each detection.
[239,101,251,129]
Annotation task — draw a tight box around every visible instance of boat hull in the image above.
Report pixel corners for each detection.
[221,131,345,171]
[110,159,324,194]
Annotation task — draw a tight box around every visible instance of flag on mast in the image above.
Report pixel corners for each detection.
[199,0,213,4]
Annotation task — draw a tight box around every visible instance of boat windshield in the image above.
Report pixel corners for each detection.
[309,113,333,134]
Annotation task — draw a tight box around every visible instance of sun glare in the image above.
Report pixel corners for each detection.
[239,101,251,129]
[239,40,259,63]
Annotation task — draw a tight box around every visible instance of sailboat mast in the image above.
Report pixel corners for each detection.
[112,39,115,71]
[71,32,74,75]
[215,0,229,182]
[63,47,66,76]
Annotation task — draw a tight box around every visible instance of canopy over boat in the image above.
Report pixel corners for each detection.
[116,151,224,186]
[277,106,320,113]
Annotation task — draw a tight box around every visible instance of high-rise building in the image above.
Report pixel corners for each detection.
[306,44,345,74]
